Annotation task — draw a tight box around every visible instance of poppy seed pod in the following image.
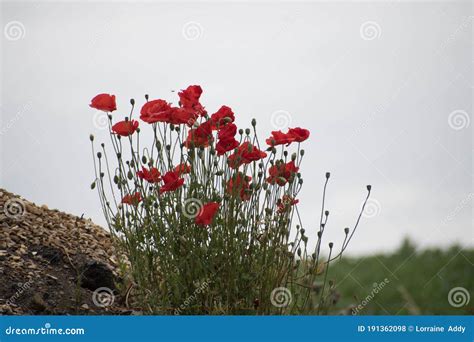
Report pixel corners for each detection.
[329,242,334,248]
[344,227,350,235]
[326,172,330,179]
[367,185,372,191]
[300,149,305,156]
[130,98,135,106]
[283,151,288,157]
[238,128,244,135]
[251,118,257,126]
[144,94,149,101]
[291,153,297,161]
[89,134,94,141]
[325,210,329,216]
[101,143,105,148]
[97,152,102,159]
[245,128,251,135]
[90,181,96,189]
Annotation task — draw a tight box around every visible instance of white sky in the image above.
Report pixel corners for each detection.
[1,0,472,255]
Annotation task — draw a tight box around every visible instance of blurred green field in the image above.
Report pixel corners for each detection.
[326,240,474,315]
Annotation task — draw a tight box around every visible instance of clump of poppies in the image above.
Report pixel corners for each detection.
[89,85,371,315]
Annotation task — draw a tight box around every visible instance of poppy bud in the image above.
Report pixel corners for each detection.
[89,134,94,141]
[130,98,135,106]
[300,149,305,156]
[300,228,305,235]
[251,118,257,126]
[258,171,263,178]
[213,160,218,167]
[297,248,301,257]
[258,162,264,169]
[298,179,303,185]
[101,143,105,148]
[145,94,149,101]
[271,147,277,154]
[113,175,119,184]
[238,129,244,135]
[108,114,112,120]
[117,152,121,159]
[344,227,350,235]
[302,236,308,244]
[326,172,330,179]
[325,210,329,216]
[156,141,162,150]
[142,156,147,164]
[90,181,96,189]
[127,171,133,180]
[97,152,102,159]
[245,128,251,135]
[175,126,181,133]
[170,124,175,131]
[166,144,171,151]
[367,185,372,191]
[117,135,121,140]
[329,242,334,248]
[283,151,288,157]
[317,231,322,238]
[291,153,297,161]
[100,172,104,178]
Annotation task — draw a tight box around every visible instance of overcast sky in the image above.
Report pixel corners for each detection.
[1,0,472,255]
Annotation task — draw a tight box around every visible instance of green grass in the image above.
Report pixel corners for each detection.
[326,239,474,315]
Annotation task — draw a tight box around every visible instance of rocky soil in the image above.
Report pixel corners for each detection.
[0,188,137,315]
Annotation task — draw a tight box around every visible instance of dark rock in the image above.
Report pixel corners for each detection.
[78,260,116,291]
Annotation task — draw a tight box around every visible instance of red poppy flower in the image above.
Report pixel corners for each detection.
[228,142,267,168]
[277,195,299,213]
[137,167,161,183]
[159,171,185,194]
[90,94,117,112]
[121,192,142,205]
[288,127,310,142]
[210,105,235,130]
[185,121,214,148]
[266,160,299,186]
[112,120,139,137]
[216,138,239,156]
[265,130,295,147]
[195,202,220,226]
[227,173,252,201]
[169,107,199,126]
[140,99,173,124]
[173,163,191,175]
[217,123,237,141]
[178,85,206,116]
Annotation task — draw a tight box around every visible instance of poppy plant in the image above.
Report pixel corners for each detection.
[89,85,371,315]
